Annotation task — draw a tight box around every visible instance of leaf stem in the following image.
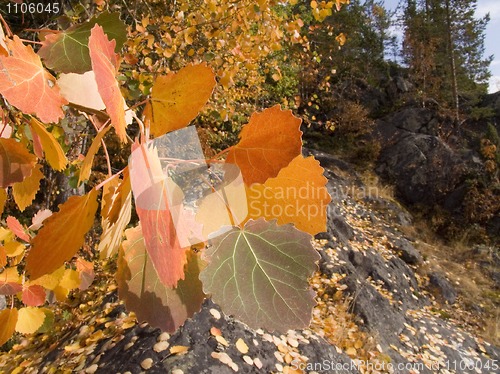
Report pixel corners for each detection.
[94,168,126,191]
[89,117,113,176]
[207,146,233,164]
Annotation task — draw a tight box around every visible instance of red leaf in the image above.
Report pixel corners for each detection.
[22,285,46,306]
[6,216,30,242]
[89,25,127,142]
[129,141,189,288]
[0,36,68,123]
[0,282,22,295]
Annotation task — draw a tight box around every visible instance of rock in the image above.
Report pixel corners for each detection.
[394,238,422,265]
[428,272,459,305]
[376,133,464,206]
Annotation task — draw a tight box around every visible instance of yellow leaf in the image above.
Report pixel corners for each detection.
[15,307,45,334]
[143,63,216,137]
[30,118,67,171]
[4,241,24,257]
[25,189,99,279]
[0,308,18,346]
[235,338,249,354]
[0,244,6,267]
[170,346,189,354]
[311,0,318,8]
[59,268,81,290]
[12,164,43,211]
[29,265,65,290]
[0,266,20,283]
[53,284,69,301]
[345,347,357,356]
[0,188,6,214]
[78,126,110,186]
[0,227,14,242]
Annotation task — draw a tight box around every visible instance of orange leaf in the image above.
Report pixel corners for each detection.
[76,257,95,290]
[0,138,37,188]
[29,118,67,171]
[0,244,6,267]
[0,188,6,215]
[6,216,30,242]
[25,189,98,279]
[246,155,331,235]
[89,25,127,142]
[22,285,46,307]
[129,141,189,288]
[12,164,43,212]
[0,308,18,347]
[15,307,45,334]
[78,125,110,186]
[225,105,302,185]
[0,36,67,123]
[143,63,216,137]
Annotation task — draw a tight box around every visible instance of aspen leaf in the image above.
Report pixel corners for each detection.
[36,308,55,333]
[38,11,127,74]
[59,269,81,290]
[0,308,18,347]
[0,188,7,214]
[25,189,98,279]
[12,164,44,212]
[235,338,249,354]
[57,71,106,111]
[98,170,131,258]
[225,105,302,185]
[22,285,46,307]
[76,258,95,290]
[0,267,22,295]
[4,241,24,257]
[246,155,331,235]
[200,218,319,331]
[0,227,14,242]
[6,216,30,242]
[15,307,45,334]
[0,138,37,189]
[0,245,6,267]
[89,25,127,142]
[30,209,53,231]
[29,266,65,290]
[0,36,68,123]
[78,125,110,185]
[53,285,70,302]
[117,225,206,332]
[29,118,67,171]
[129,141,189,288]
[143,63,216,137]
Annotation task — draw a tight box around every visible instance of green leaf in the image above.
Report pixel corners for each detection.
[200,218,319,332]
[116,225,206,333]
[38,12,127,74]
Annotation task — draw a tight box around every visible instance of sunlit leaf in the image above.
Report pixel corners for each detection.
[12,164,44,212]
[225,105,302,185]
[0,36,67,123]
[0,308,18,346]
[78,125,110,186]
[200,218,319,331]
[0,138,37,189]
[15,307,45,334]
[29,118,67,171]
[6,216,29,242]
[22,285,46,307]
[25,189,98,279]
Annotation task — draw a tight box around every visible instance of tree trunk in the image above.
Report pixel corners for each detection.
[445,0,459,122]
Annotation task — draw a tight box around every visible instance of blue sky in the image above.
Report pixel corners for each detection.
[383,0,500,93]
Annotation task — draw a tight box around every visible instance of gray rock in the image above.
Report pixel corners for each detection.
[428,272,459,304]
[394,238,423,265]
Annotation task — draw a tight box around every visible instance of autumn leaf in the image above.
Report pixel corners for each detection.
[0,245,6,267]
[117,225,206,332]
[37,12,127,74]
[29,266,64,290]
[0,188,7,215]
[30,209,52,231]
[59,268,81,290]
[25,189,98,279]
[143,63,216,138]
[76,257,95,290]
[22,285,46,307]
[0,138,37,189]
[0,308,18,347]
[6,216,30,242]
[200,218,319,332]
[225,105,302,185]
[129,141,190,288]
[246,155,331,235]
[98,169,132,258]
[0,36,68,123]
[78,125,110,186]
[29,117,67,171]
[15,307,45,334]
[12,164,44,212]
[89,25,127,142]
[57,71,106,111]
[0,267,22,295]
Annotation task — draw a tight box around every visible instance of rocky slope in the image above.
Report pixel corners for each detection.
[1,148,500,374]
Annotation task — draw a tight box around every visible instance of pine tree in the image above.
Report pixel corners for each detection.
[401,0,492,119]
